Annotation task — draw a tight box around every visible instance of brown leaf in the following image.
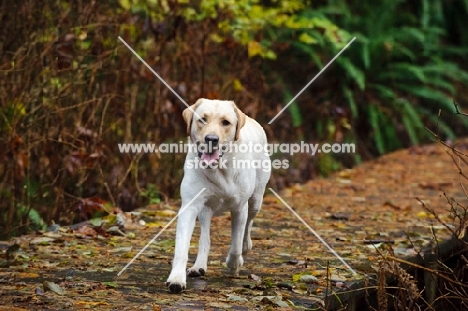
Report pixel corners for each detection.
[77,197,108,219]
[76,225,98,237]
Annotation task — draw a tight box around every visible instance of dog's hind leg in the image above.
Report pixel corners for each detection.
[226,202,248,275]
[243,195,263,255]
[187,209,213,277]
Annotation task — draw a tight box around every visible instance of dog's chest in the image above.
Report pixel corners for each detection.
[199,167,254,193]
[204,196,241,215]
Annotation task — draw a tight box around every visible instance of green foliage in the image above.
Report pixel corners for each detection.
[265,0,468,157]
[140,184,161,205]
[8,204,48,236]
[24,207,47,231]
[318,153,341,176]
[284,89,302,128]
[118,0,343,60]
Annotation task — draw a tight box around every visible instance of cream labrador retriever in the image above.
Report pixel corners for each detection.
[165,98,271,293]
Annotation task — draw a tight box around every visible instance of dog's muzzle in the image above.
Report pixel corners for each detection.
[197,134,226,166]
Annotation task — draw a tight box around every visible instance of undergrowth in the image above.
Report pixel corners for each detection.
[368,105,468,310]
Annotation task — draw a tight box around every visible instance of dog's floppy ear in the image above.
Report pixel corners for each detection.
[232,102,247,141]
[182,99,204,137]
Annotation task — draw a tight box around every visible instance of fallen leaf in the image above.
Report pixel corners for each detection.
[43,281,65,295]
[107,246,132,253]
[299,275,318,284]
[249,273,262,283]
[42,232,62,238]
[227,295,248,302]
[30,237,55,245]
[102,281,118,288]
[75,301,109,306]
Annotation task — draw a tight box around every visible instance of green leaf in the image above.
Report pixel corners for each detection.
[298,32,317,44]
[402,114,419,145]
[401,100,425,129]
[368,105,385,154]
[425,62,468,84]
[423,75,456,94]
[343,86,358,118]
[393,43,417,60]
[118,0,131,10]
[361,40,370,70]
[371,84,397,99]
[264,49,277,60]
[89,217,103,227]
[382,117,401,151]
[284,89,302,128]
[398,85,453,111]
[388,63,426,83]
[392,27,426,44]
[292,42,323,68]
[337,58,365,91]
[28,208,46,229]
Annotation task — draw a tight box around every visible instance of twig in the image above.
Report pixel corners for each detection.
[117,153,142,189]
[445,150,468,180]
[416,197,458,238]
[453,101,468,117]
[103,181,116,207]
[425,125,468,157]
[386,255,468,289]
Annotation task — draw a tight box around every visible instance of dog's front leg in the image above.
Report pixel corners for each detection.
[166,206,198,294]
[226,203,248,275]
[187,208,213,277]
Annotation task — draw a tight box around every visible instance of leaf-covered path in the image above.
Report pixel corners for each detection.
[1,141,466,310]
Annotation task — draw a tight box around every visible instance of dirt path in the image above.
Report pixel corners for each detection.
[1,141,466,310]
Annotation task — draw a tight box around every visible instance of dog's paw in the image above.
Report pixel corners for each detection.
[226,254,244,275]
[242,237,253,255]
[166,273,187,294]
[165,281,186,294]
[187,267,206,277]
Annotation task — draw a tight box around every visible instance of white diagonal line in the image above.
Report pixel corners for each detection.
[117,36,206,124]
[117,187,206,276]
[269,188,357,275]
[268,37,356,124]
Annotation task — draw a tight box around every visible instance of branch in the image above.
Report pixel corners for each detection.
[453,101,468,117]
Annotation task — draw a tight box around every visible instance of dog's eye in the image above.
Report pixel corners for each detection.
[222,120,230,126]
[198,117,206,123]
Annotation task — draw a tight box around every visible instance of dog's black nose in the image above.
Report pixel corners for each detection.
[205,134,219,147]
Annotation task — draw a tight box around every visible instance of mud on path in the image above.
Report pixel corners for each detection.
[1,141,466,310]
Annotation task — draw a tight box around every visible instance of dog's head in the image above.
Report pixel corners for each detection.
[182,98,246,166]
